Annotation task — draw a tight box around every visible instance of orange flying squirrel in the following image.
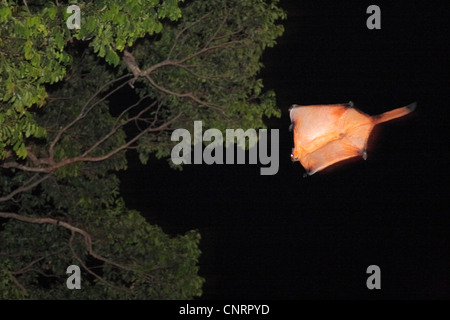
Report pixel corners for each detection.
[289,101,416,176]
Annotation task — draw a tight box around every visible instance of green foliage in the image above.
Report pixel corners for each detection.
[130,0,284,162]
[0,199,203,299]
[1,2,69,159]
[0,0,184,159]
[0,260,26,299]
[73,0,182,62]
[0,0,285,299]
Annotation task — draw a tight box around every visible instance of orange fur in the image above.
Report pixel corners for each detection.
[290,102,416,175]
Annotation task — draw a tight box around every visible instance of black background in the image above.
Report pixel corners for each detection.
[118,1,449,299]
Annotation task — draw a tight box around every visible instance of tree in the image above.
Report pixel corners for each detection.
[0,0,285,298]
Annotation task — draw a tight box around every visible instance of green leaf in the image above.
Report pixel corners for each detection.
[24,40,34,60]
[0,6,12,22]
[105,47,120,66]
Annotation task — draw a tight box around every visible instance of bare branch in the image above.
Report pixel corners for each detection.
[0,212,92,246]
[0,211,160,291]
[68,231,131,294]
[119,26,242,114]
[150,102,163,127]
[13,256,46,275]
[144,74,223,112]
[0,173,52,203]
[175,40,244,65]
[12,275,28,295]
[140,39,244,78]
[1,161,50,173]
[68,112,182,163]
[112,95,153,128]
[170,63,225,81]
[48,74,132,161]
[23,0,30,14]
[167,12,213,59]
[203,11,229,49]
[79,100,157,158]
[1,112,181,183]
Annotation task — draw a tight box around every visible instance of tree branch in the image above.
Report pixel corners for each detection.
[167,12,213,59]
[48,74,132,161]
[0,111,181,204]
[23,0,30,14]
[68,231,131,294]
[144,74,223,112]
[80,99,157,158]
[12,275,28,295]
[0,173,53,203]
[13,256,46,275]
[0,211,160,292]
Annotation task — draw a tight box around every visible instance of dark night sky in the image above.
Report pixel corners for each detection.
[118,1,449,299]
